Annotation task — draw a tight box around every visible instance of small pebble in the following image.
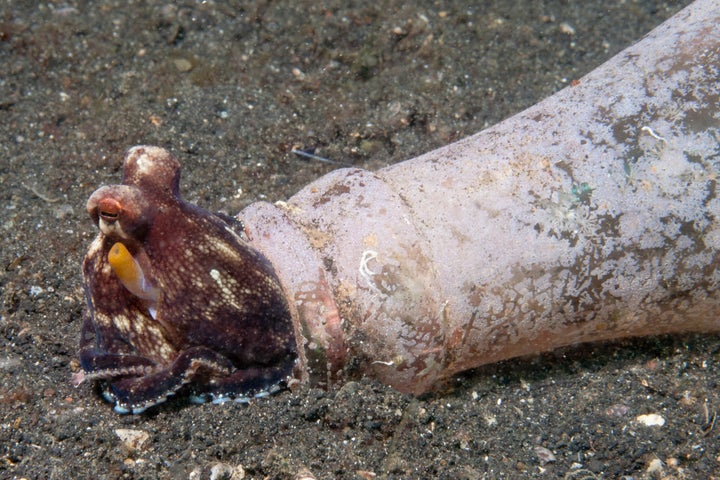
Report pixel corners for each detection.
[114,429,150,452]
[209,463,245,480]
[605,404,630,418]
[636,413,665,427]
[559,22,576,35]
[173,58,193,72]
[535,446,556,464]
[646,457,664,475]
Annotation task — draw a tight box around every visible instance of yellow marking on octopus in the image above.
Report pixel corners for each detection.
[108,242,160,318]
[108,242,160,303]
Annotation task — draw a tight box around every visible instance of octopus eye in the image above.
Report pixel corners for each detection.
[98,197,122,223]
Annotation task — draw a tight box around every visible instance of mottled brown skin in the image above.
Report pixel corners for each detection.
[80,146,297,414]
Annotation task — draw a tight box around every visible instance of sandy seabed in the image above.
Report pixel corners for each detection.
[2,1,719,478]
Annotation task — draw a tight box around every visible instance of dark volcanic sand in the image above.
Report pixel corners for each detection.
[2,1,718,479]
